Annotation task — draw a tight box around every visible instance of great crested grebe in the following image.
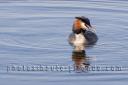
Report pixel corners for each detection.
[68,16,98,52]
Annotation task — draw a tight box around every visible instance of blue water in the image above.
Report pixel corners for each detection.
[0,0,128,85]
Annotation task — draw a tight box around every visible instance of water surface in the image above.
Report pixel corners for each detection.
[0,0,128,85]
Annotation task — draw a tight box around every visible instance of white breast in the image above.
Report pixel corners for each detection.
[73,33,87,51]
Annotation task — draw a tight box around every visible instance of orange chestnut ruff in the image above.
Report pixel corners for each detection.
[73,19,83,30]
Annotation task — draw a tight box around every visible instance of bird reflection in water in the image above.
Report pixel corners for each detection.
[72,51,90,72]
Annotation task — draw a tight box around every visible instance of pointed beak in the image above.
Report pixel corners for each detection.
[85,24,92,29]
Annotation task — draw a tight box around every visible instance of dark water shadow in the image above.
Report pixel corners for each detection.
[71,51,91,73]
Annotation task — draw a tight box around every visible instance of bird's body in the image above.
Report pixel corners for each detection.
[69,33,86,51]
[68,16,98,52]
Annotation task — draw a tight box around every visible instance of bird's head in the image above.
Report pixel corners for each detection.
[73,16,92,34]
